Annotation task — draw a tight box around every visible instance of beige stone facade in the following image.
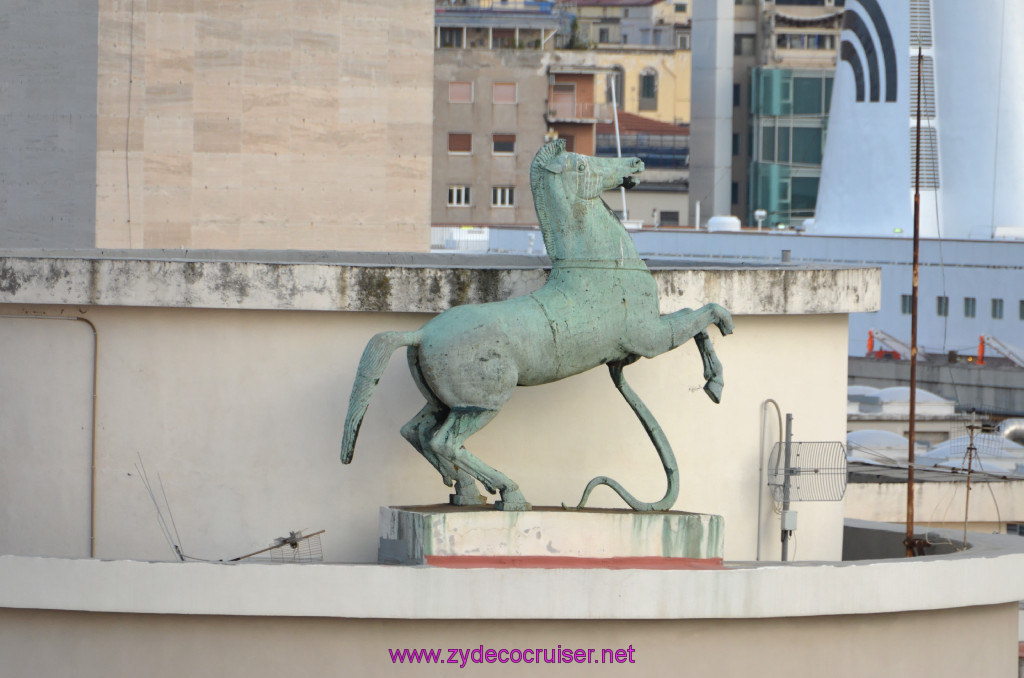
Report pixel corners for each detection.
[96,0,433,251]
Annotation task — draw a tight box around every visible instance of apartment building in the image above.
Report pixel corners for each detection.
[433,0,698,229]
[432,2,613,227]
[747,0,843,227]
[691,0,843,226]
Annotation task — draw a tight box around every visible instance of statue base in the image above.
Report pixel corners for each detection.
[378,505,724,568]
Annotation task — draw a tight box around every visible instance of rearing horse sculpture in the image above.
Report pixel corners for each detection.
[341,140,733,511]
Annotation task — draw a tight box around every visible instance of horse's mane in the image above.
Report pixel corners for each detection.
[529,139,565,253]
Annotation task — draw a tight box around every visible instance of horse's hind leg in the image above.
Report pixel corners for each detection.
[400,405,488,505]
[428,408,531,511]
[404,348,488,505]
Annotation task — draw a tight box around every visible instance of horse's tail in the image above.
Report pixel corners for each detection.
[563,360,679,511]
[341,330,421,464]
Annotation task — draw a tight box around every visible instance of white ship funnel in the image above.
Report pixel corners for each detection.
[815,0,1024,239]
[814,0,910,236]
[934,2,1024,239]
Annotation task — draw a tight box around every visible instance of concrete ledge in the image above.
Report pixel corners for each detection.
[2,521,1022,620]
[0,249,880,315]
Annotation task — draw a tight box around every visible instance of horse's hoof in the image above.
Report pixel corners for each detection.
[704,379,723,404]
[450,492,488,506]
[495,489,531,511]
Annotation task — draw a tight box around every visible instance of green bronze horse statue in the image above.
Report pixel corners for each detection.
[341,139,733,511]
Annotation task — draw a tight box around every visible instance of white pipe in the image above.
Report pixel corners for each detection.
[609,74,627,221]
[757,399,786,561]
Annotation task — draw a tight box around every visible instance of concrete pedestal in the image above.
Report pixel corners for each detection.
[378,505,724,568]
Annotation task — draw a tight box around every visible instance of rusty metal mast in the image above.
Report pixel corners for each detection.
[906,45,924,558]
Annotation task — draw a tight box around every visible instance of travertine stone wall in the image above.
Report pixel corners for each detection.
[97,0,433,250]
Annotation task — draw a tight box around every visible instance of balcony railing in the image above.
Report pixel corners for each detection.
[546,101,614,122]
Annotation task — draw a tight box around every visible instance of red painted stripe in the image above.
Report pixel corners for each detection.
[424,556,724,570]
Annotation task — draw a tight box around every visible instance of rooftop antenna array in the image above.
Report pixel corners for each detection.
[229,530,325,563]
[766,414,847,561]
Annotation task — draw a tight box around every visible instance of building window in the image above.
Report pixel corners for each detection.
[964,297,976,318]
[901,294,912,314]
[676,32,691,50]
[674,2,688,11]
[598,27,610,43]
[1020,299,1024,320]
[734,34,754,56]
[492,186,515,207]
[447,185,471,206]
[439,27,463,48]
[936,296,948,317]
[639,70,657,111]
[733,83,741,107]
[493,82,517,104]
[993,298,1004,319]
[492,133,516,154]
[732,133,739,156]
[448,81,473,103]
[731,181,739,205]
[448,133,472,154]
[492,28,516,49]
[660,210,680,226]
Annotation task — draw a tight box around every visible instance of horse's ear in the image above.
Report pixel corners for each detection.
[545,139,566,172]
[535,138,565,173]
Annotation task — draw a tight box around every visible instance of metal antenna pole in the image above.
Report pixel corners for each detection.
[963,424,979,548]
[906,44,924,558]
[781,413,793,562]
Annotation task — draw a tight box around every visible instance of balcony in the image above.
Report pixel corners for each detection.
[545,100,614,123]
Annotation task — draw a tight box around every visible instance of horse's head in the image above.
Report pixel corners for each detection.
[532,139,644,201]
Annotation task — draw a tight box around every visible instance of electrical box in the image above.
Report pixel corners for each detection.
[781,510,798,531]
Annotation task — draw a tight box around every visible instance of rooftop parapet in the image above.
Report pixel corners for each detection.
[0,250,880,315]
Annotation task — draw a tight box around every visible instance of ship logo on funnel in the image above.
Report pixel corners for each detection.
[840,0,897,103]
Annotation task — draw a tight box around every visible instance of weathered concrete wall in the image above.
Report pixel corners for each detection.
[846,480,1024,530]
[0,250,881,315]
[95,0,433,250]
[0,303,849,563]
[0,2,97,247]
[0,253,875,563]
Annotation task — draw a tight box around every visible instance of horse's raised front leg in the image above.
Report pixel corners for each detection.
[693,329,724,404]
[626,303,732,403]
[428,407,531,511]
